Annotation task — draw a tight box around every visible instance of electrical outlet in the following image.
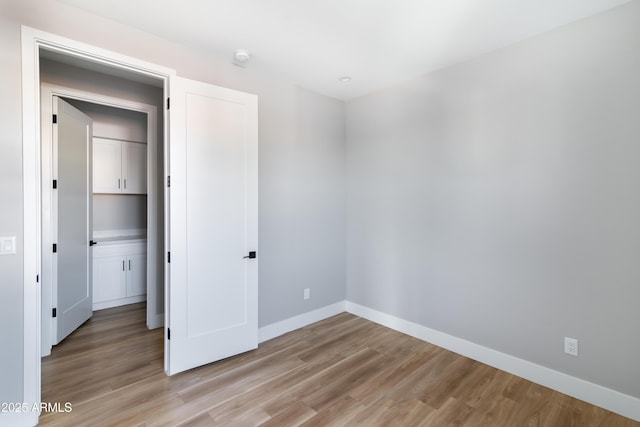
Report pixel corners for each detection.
[0,237,16,255]
[564,337,578,356]
[303,288,310,300]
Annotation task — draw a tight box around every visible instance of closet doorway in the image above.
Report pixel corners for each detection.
[39,63,163,356]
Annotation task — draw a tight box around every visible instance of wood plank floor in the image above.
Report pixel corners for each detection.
[40,303,638,426]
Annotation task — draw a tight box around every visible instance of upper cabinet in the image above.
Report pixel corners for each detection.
[123,141,147,194]
[93,137,147,194]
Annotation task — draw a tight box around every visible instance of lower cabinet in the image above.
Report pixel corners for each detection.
[93,241,146,310]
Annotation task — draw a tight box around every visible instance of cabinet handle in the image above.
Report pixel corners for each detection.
[129,260,131,270]
[118,178,121,189]
[124,178,127,189]
[122,260,125,271]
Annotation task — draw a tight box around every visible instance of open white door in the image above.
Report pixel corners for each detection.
[54,96,93,344]
[167,77,258,375]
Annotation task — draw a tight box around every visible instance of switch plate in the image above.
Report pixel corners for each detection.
[0,237,16,255]
[304,288,310,300]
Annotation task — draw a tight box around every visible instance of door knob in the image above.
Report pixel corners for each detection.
[243,251,257,259]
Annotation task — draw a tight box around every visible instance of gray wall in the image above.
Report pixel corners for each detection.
[93,195,147,232]
[0,4,25,406]
[346,2,640,399]
[0,0,345,414]
[41,58,164,130]
[260,88,346,324]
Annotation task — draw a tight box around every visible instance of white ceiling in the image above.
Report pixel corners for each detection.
[58,0,629,100]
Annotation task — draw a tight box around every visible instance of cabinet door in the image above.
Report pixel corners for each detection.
[123,142,147,194]
[93,255,127,303]
[126,253,147,297]
[93,138,122,193]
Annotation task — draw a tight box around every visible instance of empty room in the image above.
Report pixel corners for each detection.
[1,0,639,426]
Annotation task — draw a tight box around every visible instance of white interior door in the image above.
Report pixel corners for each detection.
[54,96,93,344]
[167,77,258,375]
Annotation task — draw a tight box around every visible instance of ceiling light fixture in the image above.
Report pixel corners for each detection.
[233,49,251,67]
[338,76,352,83]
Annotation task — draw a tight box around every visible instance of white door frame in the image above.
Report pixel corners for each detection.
[40,83,160,356]
[21,25,174,427]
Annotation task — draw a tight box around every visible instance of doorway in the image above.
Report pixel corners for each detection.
[39,59,164,356]
[21,28,173,426]
[23,27,259,427]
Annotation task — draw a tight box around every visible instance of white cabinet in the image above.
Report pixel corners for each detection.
[126,252,147,297]
[93,241,146,310]
[93,138,121,193]
[123,142,147,194]
[94,254,127,304]
[93,137,147,194]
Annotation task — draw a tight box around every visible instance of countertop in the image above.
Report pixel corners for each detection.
[93,235,146,245]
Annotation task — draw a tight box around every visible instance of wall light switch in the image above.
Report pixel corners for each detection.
[0,237,16,255]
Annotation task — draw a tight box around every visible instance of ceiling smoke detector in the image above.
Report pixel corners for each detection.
[233,49,251,67]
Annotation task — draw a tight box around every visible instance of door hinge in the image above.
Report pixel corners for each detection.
[52,114,57,124]
[52,308,57,318]
[167,176,170,187]
[167,251,171,263]
[52,179,57,189]
[167,98,170,110]
[167,328,170,340]
[53,243,57,253]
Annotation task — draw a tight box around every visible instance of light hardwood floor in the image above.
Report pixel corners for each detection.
[40,303,638,426]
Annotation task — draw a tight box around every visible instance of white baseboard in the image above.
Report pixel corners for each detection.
[258,301,346,343]
[93,295,146,311]
[345,301,640,423]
